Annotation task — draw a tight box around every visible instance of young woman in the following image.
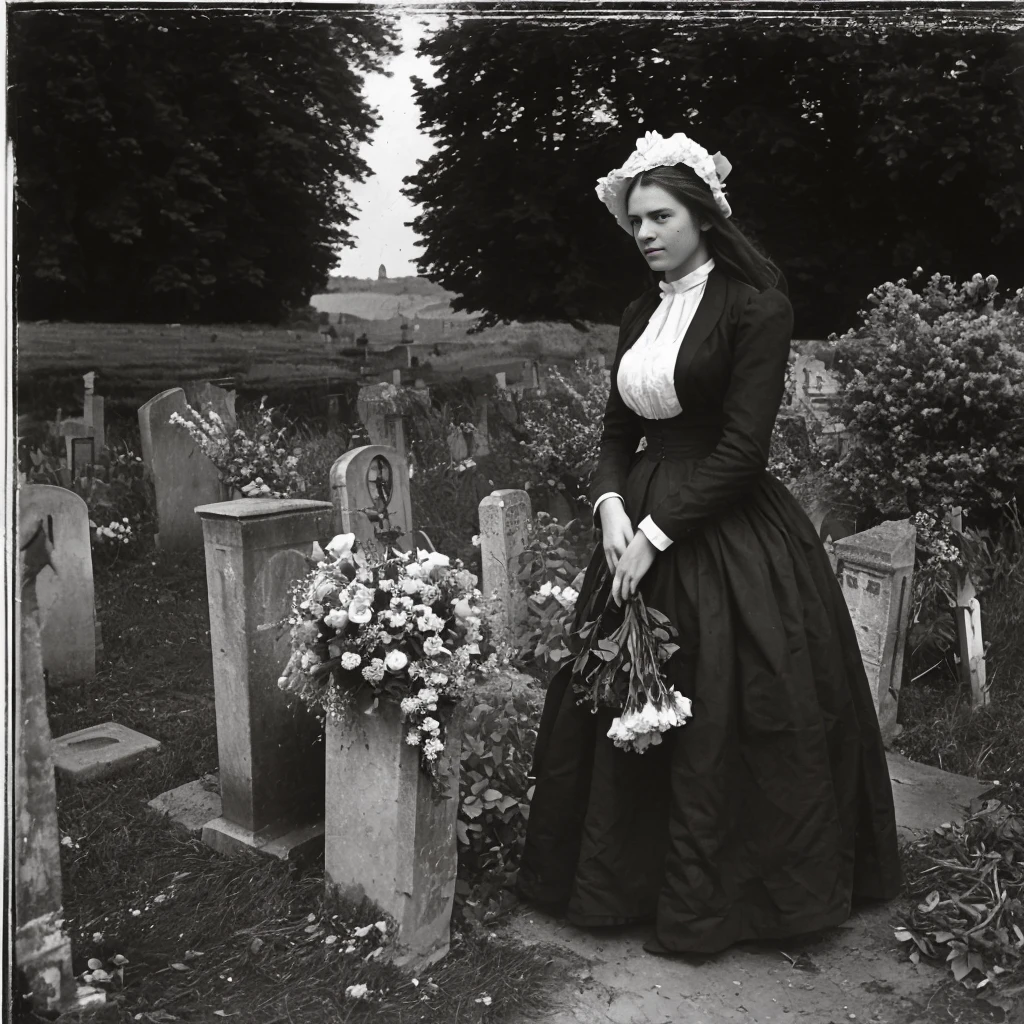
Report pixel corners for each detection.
[518,131,901,956]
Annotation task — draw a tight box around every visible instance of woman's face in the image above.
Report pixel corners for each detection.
[626,182,711,283]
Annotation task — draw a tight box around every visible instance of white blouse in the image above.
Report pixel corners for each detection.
[594,257,716,552]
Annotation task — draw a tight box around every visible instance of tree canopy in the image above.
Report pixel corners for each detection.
[406,4,1024,335]
[11,9,397,323]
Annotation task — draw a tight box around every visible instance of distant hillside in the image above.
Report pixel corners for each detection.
[326,275,450,297]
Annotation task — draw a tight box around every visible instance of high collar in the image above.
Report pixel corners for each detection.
[659,257,716,296]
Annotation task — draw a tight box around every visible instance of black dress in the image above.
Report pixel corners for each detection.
[518,269,901,954]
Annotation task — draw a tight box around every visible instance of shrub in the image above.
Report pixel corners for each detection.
[456,677,542,925]
[827,271,1024,531]
[513,513,593,680]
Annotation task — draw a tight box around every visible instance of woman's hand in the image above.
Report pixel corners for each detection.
[600,498,634,573]
[611,531,657,606]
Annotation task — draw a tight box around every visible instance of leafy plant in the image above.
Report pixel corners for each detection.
[456,688,541,925]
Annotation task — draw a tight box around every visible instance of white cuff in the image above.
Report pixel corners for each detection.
[638,515,673,551]
[593,492,624,516]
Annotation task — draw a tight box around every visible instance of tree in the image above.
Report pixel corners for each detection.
[10,9,397,322]
[406,4,1024,335]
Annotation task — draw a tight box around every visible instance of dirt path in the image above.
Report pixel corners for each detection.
[507,754,1001,1024]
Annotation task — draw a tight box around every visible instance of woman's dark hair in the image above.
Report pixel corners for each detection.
[626,165,781,292]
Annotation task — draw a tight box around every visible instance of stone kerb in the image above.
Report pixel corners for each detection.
[479,489,532,639]
[18,485,96,686]
[325,700,461,967]
[195,498,334,859]
[138,387,224,550]
[834,519,916,745]
[330,445,413,554]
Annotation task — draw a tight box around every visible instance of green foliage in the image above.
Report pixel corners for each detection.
[10,9,397,322]
[514,513,592,678]
[457,691,540,925]
[826,272,1024,530]
[491,359,610,508]
[408,9,1024,334]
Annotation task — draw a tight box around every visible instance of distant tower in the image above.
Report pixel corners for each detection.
[378,264,387,280]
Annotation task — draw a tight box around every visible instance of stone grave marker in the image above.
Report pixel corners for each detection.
[52,723,161,782]
[325,697,461,966]
[182,380,238,433]
[138,387,224,550]
[14,542,79,1012]
[18,485,96,686]
[195,497,334,859]
[357,383,408,457]
[835,519,916,745]
[479,489,532,638]
[83,371,105,452]
[330,445,414,554]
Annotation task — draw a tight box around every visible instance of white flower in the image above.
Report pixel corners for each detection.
[326,533,356,560]
[423,636,446,657]
[345,983,369,1000]
[452,597,474,621]
[471,534,480,546]
[400,696,421,714]
[418,550,451,574]
[405,729,422,746]
[378,578,395,592]
[361,659,385,683]
[401,577,424,595]
[340,652,361,671]
[387,611,408,629]
[324,608,349,631]
[557,586,579,607]
[537,581,554,598]
[385,650,409,673]
[416,612,445,634]
[405,562,425,579]
[421,716,440,734]
[311,576,336,602]
[348,601,373,625]
[423,737,444,760]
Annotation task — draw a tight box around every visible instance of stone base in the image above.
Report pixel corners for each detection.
[148,775,222,833]
[53,722,161,782]
[15,911,76,1012]
[887,751,996,835]
[202,816,325,861]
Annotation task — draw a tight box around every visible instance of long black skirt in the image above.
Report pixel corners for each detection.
[518,452,902,954]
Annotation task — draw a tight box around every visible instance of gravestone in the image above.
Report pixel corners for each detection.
[18,486,96,686]
[834,519,916,745]
[330,445,413,554]
[478,489,532,638]
[83,371,105,452]
[182,380,238,434]
[14,548,77,1011]
[138,388,224,550]
[52,723,161,782]
[195,498,334,859]
[357,383,407,457]
[325,697,461,967]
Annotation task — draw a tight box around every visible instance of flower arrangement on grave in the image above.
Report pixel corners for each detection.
[277,533,501,790]
[169,397,305,498]
[567,564,690,753]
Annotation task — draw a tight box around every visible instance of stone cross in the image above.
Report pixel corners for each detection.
[195,498,334,859]
[18,485,96,686]
[834,519,916,745]
[330,445,413,554]
[138,387,224,550]
[478,489,532,639]
[324,699,461,967]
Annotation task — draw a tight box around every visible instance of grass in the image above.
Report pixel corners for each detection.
[17,548,572,1023]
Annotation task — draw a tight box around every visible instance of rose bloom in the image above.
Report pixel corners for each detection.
[405,562,425,579]
[423,636,446,657]
[401,577,424,595]
[324,607,349,631]
[385,650,409,673]
[340,652,361,670]
[348,601,373,625]
[326,533,356,560]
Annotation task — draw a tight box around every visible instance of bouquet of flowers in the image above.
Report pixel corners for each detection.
[277,533,499,789]
[568,565,691,753]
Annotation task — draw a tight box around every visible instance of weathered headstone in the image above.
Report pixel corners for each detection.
[195,498,334,859]
[52,723,161,782]
[478,489,532,638]
[357,383,407,457]
[182,380,238,434]
[83,371,105,452]
[18,485,96,686]
[138,388,224,550]
[14,544,78,1011]
[330,445,414,554]
[325,697,461,967]
[835,519,916,745]
[949,506,989,708]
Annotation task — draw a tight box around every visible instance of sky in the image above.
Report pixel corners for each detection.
[336,13,441,280]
